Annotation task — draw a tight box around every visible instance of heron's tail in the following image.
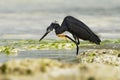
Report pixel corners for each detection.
[90,34,101,45]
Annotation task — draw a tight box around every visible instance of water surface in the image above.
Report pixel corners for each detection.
[0,0,120,63]
[0,49,87,63]
[0,0,120,39]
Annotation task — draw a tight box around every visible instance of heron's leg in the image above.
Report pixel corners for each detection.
[57,34,75,42]
[56,34,79,55]
[77,38,80,45]
[64,35,79,55]
[72,34,77,41]
[65,35,79,55]
[57,34,66,37]
[72,34,80,45]
[56,34,68,41]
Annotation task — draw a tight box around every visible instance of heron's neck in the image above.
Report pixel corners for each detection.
[55,25,67,34]
[53,24,60,29]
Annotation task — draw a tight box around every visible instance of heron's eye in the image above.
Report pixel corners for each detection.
[47,27,53,32]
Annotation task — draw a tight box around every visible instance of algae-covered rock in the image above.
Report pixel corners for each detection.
[0,39,120,80]
[0,59,63,75]
[77,49,120,66]
[0,58,120,80]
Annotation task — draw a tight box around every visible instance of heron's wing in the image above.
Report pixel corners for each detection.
[62,16,101,44]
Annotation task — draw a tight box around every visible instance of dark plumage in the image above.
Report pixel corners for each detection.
[39,16,101,55]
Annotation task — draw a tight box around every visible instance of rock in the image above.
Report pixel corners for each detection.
[77,49,120,66]
[0,58,120,80]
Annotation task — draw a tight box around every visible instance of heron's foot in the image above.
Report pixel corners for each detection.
[57,34,66,37]
[57,34,68,41]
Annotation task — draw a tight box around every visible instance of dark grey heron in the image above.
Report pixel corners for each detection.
[39,16,101,55]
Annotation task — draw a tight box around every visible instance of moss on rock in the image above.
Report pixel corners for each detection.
[0,58,120,80]
[77,49,120,66]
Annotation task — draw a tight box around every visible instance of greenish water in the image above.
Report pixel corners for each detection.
[0,50,80,63]
[0,39,120,63]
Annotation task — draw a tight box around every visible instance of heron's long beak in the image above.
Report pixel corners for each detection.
[39,31,49,42]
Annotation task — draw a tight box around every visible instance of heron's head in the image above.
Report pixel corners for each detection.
[47,22,60,32]
[39,22,60,41]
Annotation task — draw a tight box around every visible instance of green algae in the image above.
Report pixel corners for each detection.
[0,39,120,55]
[0,58,120,80]
[0,59,63,75]
[77,49,120,66]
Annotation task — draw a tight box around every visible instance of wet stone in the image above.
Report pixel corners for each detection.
[77,49,120,66]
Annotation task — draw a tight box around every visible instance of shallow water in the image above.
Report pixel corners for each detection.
[0,49,87,63]
[0,0,120,63]
[1,42,120,63]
